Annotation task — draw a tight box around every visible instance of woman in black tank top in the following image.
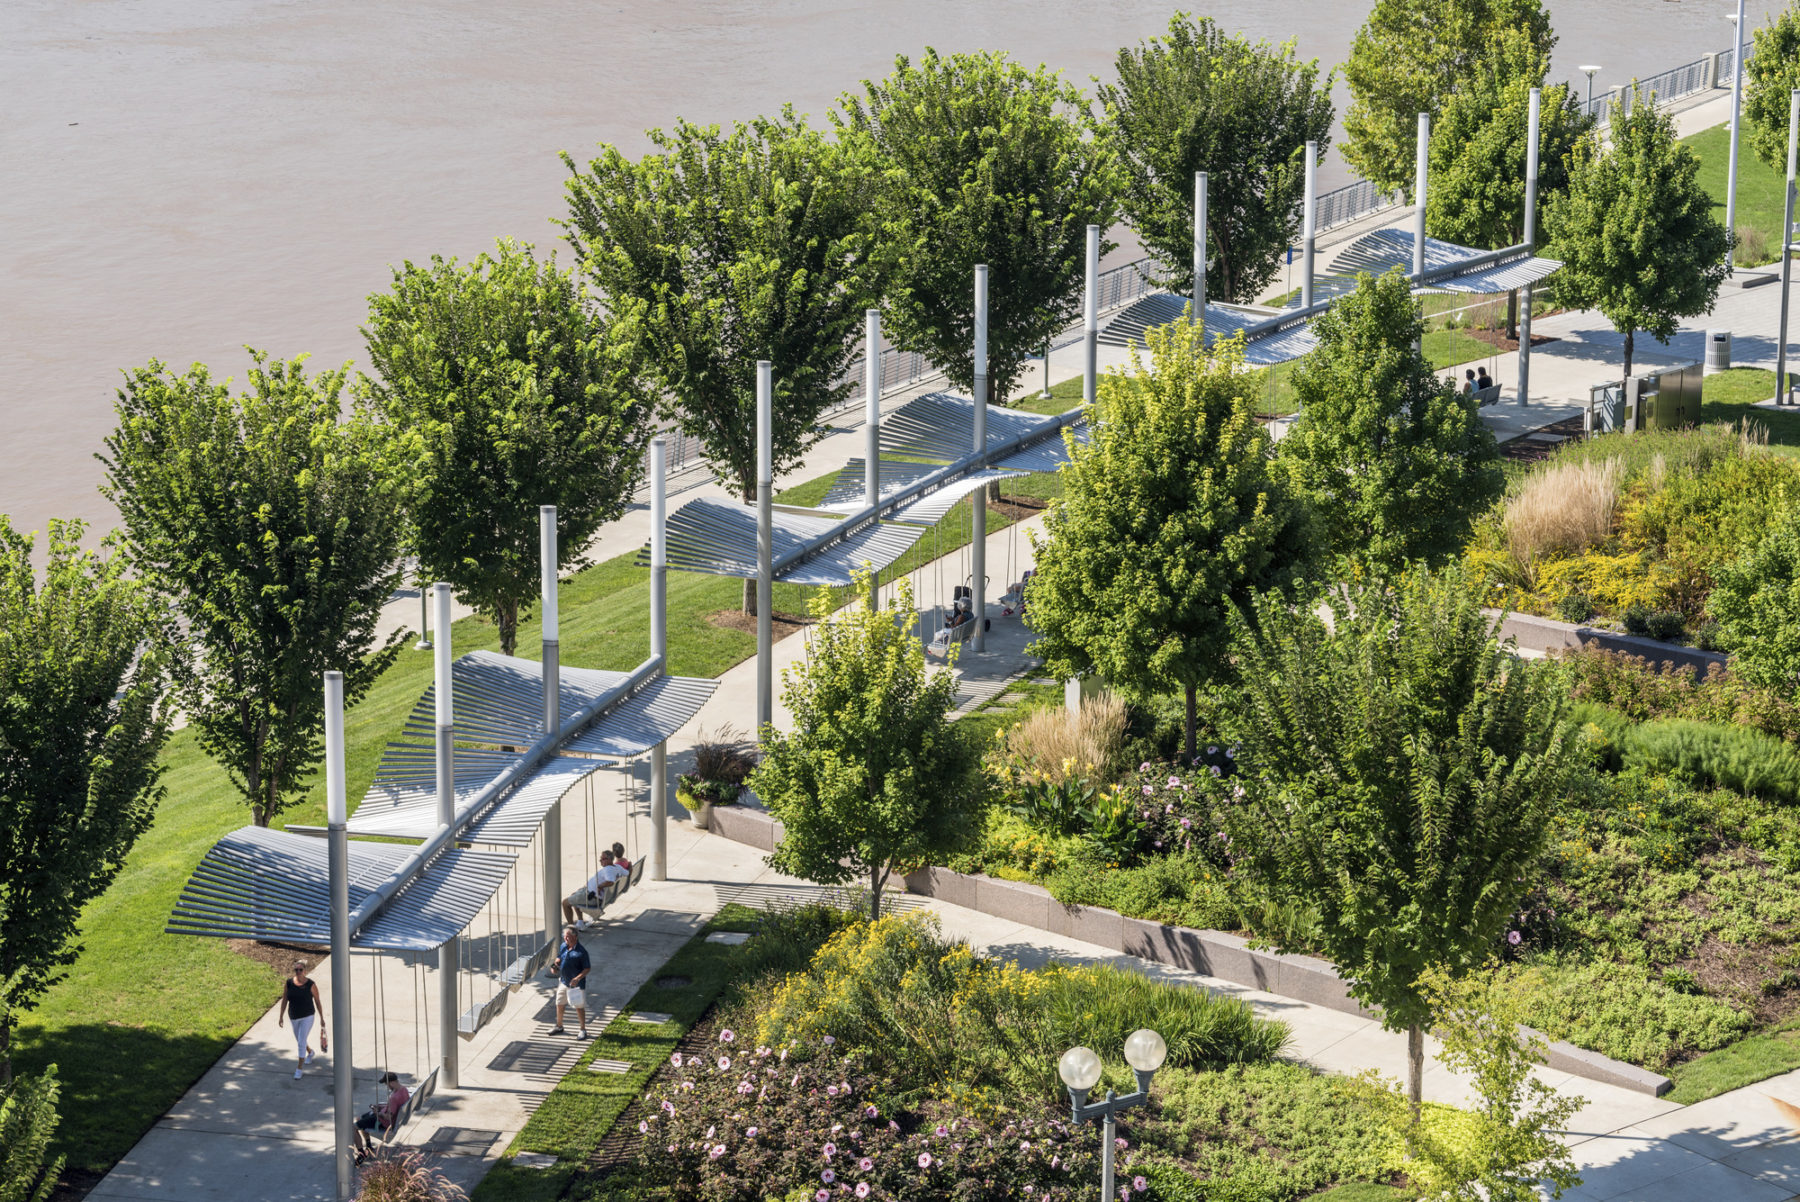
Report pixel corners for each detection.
[277,960,326,1079]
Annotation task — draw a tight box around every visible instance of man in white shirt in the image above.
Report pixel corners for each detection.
[562,849,629,925]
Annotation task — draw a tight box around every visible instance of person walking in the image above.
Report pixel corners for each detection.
[551,925,591,1038]
[276,959,326,1080]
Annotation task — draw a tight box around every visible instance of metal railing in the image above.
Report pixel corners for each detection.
[1580,43,1746,123]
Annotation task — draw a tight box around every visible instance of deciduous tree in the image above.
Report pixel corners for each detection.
[1425,27,1593,337]
[0,1064,63,1200]
[752,578,988,920]
[1026,317,1312,759]
[1275,268,1502,574]
[1343,0,1555,195]
[1224,567,1577,1120]
[1707,509,1800,695]
[1544,89,1733,379]
[1098,13,1334,304]
[1745,2,1800,172]
[101,352,398,826]
[363,240,654,650]
[836,48,1116,401]
[0,521,168,1081]
[562,113,878,610]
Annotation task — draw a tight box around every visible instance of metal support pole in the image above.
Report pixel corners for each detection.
[1414,112,1430,358]
[972,265,988,654]
[539,506,560,949]
[325,671,353,1202]
[864,310,881,602]
[756,361,773,733]
[1777,90,1798,405]
[1083,225,1099,406]
[1727,0,1746,272]
[1519,87,1541,407]
[414,561,431,651]
[1101,1105,1116,1202]
[1041,342,1051,399]
[432,584,456,1088]
[1301,142,1317,309]
[1194,172,1208,319]
[649,438,669,879]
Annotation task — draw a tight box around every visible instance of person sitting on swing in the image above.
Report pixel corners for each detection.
[352,1072,410,1163]
[932,602,971,648]
[1476,366,1494,393]
[611,841,632,873]
[561,849,628,925]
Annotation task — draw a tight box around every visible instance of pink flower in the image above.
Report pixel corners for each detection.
[637,1120,647,1133]
[717,1056,731,1070]
[670,1052,683,1067]
[822,1169,837,1185]
[859,1157,874,1171]
[1165,803,1174,814]
[856,1186,870,1199]
[1209,765,1222,777]
[1020,1141,1032,1151]
[1116,1137,1129,1151]
[1167,775,1181,788]
[780,1048,789,1061]
[822,1035,836,1045]
[935,1125,949,1139]
[1508,930,1523,945]
[747,1127,758,1138]
[865,1104,879,1118]
[719,1029,735,1043]
[681,1081,693,1092]
[1134,1177,1148,1191]
[1120,1189,1131,1201]
[823,1142,837,1158]
[1142,809,1152,819]
[737,1080,754,1094]
[918,1152,933,1169]
[827,1084,839,1097]
[1141,784,1153,796]
[888,1120,900,1132]
[1180,817,1191,828]
[709,1144,725,1160]
[1139,761,1151,773]
[816,1192,830,1202]
[661,1100,675,1114]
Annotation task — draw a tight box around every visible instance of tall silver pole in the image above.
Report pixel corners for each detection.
[1101,1108,1116,1202]
[755,361,773,733]
[1778,90,1798,405]
[1083,225,1099,406]
[539,506,560,949]
[1726,0,1746,271]
[325,671,353,1202]
[1414,112,1430,358]
[1194,172,1208,319]
[1301,141,1318,310]
[432,584,456,1088]
[414,561,431,651]
[864,309,881,603]
[649,438,669,880]
[972,265,988,654]
[1518,87,1542,407]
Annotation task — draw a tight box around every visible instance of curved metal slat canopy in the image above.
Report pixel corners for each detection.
[561,673,720,758]
[654,496,925,586]
[879,392,1056,462]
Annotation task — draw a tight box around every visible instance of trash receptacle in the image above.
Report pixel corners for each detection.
[1705,329,1732,374]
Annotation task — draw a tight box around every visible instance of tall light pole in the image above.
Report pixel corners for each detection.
[413,559,431,651]
[1580,65,1602,109]
[1726,2,1746,272]
[1777,89,1798,406]
[1060,1030,1168,1202]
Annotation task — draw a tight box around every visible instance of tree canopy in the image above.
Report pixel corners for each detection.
[1544,90,1733,379]
[0,1065,63,1199]
[1707,509,1800,695]
[1343,0,1556,195]
[101,352,399,826]
[835,48,1116,401]
[1745,2,1800,172]
[362,240,655,653]
[1223,567,1577,1117]
[752,578,989,919]
[0,520,168,1081]
[1275,268,1503,575]
[562,110,879,514]
[1098,14,1334,304]
[1026,316,1312,758]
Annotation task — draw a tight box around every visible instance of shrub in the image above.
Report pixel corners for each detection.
[1488,957,1751,1069]
[1625,718,1800,803]
[1621,602,1652,637]
[353,1150,467,1201]
[725,901,865,994]
[1,1068,64,1202]
[1503,457,1620,567]
[681,724,758,803]
[635,1038,1110,1202]
[1643,610,1685,641]
[1043,843,1244,933]
[750,912,1286,1103]
[1708,509,1800,695]
[1000,692,1128,784]
[1559,646,1800,744]
[1554,592,1591,624]
[1735,224,1772,268]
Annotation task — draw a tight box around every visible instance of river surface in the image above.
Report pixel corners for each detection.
[0,0,1762,538]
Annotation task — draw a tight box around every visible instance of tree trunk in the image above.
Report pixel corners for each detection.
[870,866,889,920]
[2,1012,12,1084]
[1406,1023,1425,1132]
[1184,681,1198,764]
[498,598,519,656]
[743,576,756,617]
[1505,288,1519,341]
[1623,328,1635,383]
[253,803,268,828]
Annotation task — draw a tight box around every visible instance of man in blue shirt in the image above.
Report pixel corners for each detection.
[551,925,591,1037]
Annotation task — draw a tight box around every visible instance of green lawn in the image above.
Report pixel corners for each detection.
[13,460,1036,1180]
[1683,123,1793,267]
[1701,367,1800,450]
[1667,1017,1800,1104]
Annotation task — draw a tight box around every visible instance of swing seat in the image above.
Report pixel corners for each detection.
[1473,384,1502,406]
[457,989,509,1039]
[376,1067,438,1146]
[500,940,556,990]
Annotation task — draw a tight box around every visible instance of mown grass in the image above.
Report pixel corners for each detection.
[1682,123,1792,267]
[1700,367,1800,450]
[1666,1018,1800,1104]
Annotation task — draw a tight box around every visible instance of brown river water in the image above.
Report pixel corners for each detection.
[0,0,1759,539]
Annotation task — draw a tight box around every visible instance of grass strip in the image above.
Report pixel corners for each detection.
[1683,123,1791,266]
[1666,1018,1800,1105]
[471,905,764,1202]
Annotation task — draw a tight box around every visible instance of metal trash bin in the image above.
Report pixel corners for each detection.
[1705,329,1732,374]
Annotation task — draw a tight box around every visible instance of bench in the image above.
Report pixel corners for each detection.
[376,1066,438,1146]
[499,940,555,990]
[457,989,508,1039]
[1473,384,1502,406]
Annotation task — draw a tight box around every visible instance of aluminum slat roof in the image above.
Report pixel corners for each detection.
[993,426,1090,473]
[167,826,515,951]
[884,468,1029,526]
[561,673,719,757]
[656,496,924,585]
[821,460,945,509]
[880,392,1057,462]
[1332,228,1487,277]
[401,652,631,748]
[1421,255,1563,294]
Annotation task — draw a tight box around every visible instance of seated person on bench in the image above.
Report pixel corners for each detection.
[562,850,628,924]
[932,601,973,648]
[611,841,632,872]
[352,1072,410,1162]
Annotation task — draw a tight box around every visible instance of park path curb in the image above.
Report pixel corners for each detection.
[703,807,1673,1098]
[1489,609,1728,676]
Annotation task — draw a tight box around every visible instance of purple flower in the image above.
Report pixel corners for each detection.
[719,1028,735,1043]
[865,1104,879,1118]
[1180,817,1192,828]
[1134,1177,1148,1191]
[1508,930,1523,945]
[822,1169,837,1185]
[918,1152,933,1169]
[823,1142,837,1158]
[859,1157,874,1171]
[670,1052,683,1067]
[661,1100,675,1114]
[1120,1189,1131,1201]
[856,1186,871,1199]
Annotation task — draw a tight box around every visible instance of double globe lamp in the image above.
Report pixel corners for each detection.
[1058,1029,1168,1200]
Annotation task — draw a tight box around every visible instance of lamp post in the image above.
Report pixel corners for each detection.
[1059,1030,1168,1201]
[1579,65,1602,108]
[1726,2,1745,271]
[413,559,431,651]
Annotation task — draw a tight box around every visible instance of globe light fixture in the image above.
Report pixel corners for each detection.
[1061,1031,1165,1200]
[1579,65,1602,108]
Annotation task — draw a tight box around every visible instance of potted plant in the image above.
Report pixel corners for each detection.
[678,726,757,831]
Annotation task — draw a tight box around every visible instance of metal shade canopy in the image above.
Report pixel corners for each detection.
[1332,227,1489,276]
[821,459,945,509]
[1096,292,1319,366]
[167,825,515,952]
[1418,254,1563,294]
[655,495,925,585]
[880,392,1058,462]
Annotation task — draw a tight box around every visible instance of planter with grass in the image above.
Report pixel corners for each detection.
[678,725,756,831]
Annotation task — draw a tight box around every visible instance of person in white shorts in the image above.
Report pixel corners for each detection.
[551,925,591,1037]
[561,849,629,926]
[276,959,327,1079]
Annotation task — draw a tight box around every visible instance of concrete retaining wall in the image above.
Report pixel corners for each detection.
[1489,609,1727,677]
[701,807,1671,1097]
